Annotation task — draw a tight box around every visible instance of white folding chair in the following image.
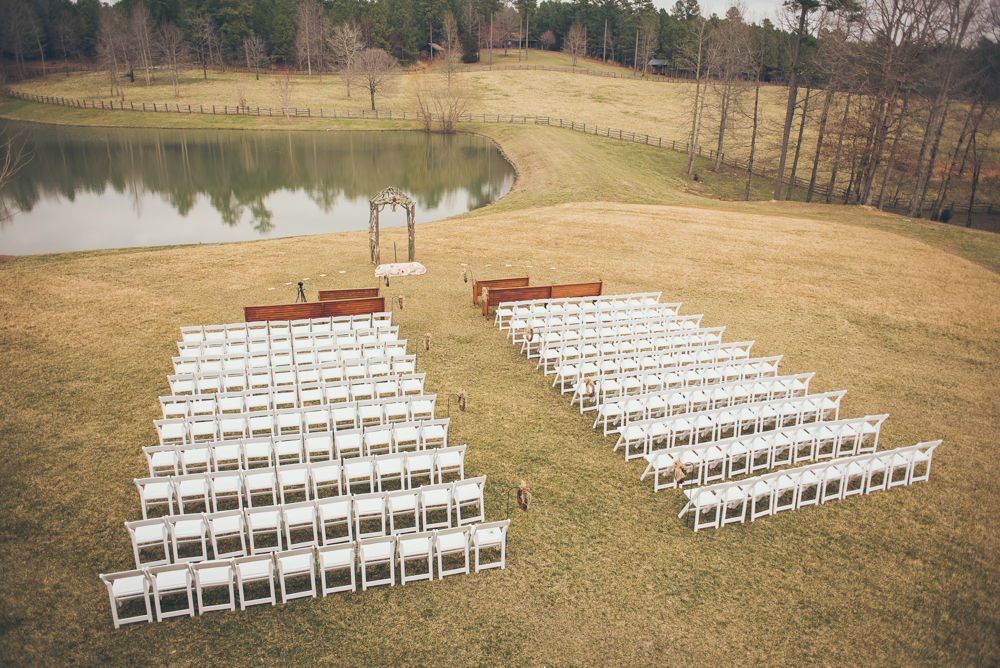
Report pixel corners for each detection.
[386,488,420,535]
[206,510,248,559]
[419,419,449,450]
[434,525,471,578]
[434,445,467,484]
[344,456,375,495]
[420,484,453,531]
[317,496,353,546]
[472,520,510,572]
[397,531,435,585]
[234,554,277,609]
[146,563,195,621]
[310,460,343,499]
[375,452,406,492]
[282,500,319,550]
[277,463,311,504]
[391,423,420,452]
[125,518,170,568]
[244,470,278,508]
[358,536,396,590]
[173,474,211,515]
[453,476,486,526]
[318,542,357,595]
[165,514,209,564]
[208,470,244,512]
[191,559,236,614]
[304,433,335,463]
[100,570,153,628]
[276,548,317,603]
[273,434,305,466]
[245,507,283,555]
[405,450,434,489]
[135,477,175,519]
[353,491,388,540]
[365,425,394,456]
[334,428,364,459]
[144,444,181,477]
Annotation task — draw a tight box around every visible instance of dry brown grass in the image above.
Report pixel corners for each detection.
[1,198,999,667]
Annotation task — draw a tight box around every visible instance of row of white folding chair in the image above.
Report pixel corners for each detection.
[508,303,692,343]
[571,355,785,413]
[519,315,707,356]
[102,519,508,627]
[592,372,814,436]
[494,293,668,329]
[160,375,427,419]
[639,414,890,491]
[532,321,709,366]
[523,325,726,361]
[143,419,450,475]
[678,441,941,531]
[180,314,393,343]
[170,357,419,393]
[510,309,702,347]
[154,395,438,445]
[613,390,846,461]
[549,335,753,378]
[559,341,758,397]
[136,446,468,519]
[128,473,482,565]
[177,326,399,357]
[174,339,406,373]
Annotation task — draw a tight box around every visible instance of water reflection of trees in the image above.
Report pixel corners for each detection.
[0,123,514,234]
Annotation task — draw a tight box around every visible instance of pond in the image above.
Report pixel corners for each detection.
[0,120,516,256]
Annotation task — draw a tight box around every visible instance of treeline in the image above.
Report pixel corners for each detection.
[0,0,797,77]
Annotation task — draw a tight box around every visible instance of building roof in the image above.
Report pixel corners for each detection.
[648,59,667,66]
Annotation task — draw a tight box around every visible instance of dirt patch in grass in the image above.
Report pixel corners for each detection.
[1,201,998,667]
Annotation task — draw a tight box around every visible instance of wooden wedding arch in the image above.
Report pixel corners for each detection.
[368,187,416,266]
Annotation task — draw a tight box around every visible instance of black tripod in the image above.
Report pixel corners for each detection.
[295,281,307,303]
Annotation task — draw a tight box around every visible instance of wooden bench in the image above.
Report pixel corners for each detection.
[244,296,387,322]
[318,287,380,301]
[481,281,603,316]
[472,277,530,306]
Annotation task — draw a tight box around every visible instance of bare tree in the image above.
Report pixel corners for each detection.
[460,0,481,37]
[271,68,296,120]
[243,32,268,81]
[96,5,126,99]
[156,23,189,98]
[192,13,221,80]
[442,11,460,53]
[235,77,248,109]
[295,0,329,76]
[707,6,753,170]
[330,22,364,98]
[357,48,400,110]
[637,13,659,75]
[680,16,712,175]
[414,75,475,133]
[129,2,155,86]
[907,0,986,216]
[53,10,81,77]
[1,0,35,78]
[539,29,555,50]
[23,1,47,77]
[497,6,521,56]
[562,23,587,66]
[0,129,31,223]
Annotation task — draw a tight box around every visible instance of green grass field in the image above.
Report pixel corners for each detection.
[1,76,999,667]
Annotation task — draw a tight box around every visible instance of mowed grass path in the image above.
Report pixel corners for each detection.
[0,103,998,666]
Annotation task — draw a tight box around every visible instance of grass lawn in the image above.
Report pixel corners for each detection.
[0,100,999,667]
